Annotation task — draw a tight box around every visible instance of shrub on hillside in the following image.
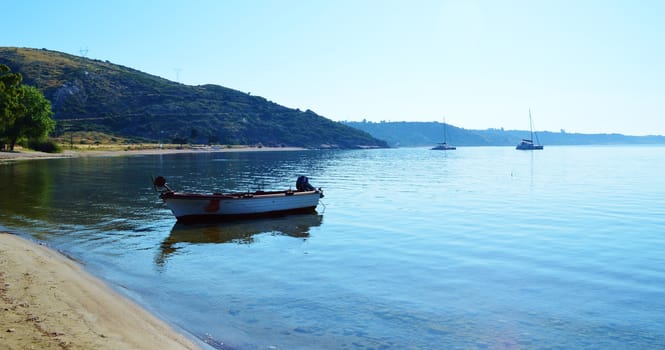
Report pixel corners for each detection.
[28,139,62,153]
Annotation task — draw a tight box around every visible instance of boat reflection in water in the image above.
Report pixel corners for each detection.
[157,213,323,264]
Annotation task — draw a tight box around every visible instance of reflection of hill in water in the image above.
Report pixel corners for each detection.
[157,214,323,264]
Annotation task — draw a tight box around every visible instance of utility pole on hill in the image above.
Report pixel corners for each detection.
[174,68,182,83]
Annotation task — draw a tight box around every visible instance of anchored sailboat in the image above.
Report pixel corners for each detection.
[431,118,456,150]
[516,110,544,150]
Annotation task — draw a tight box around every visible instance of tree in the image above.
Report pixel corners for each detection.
[0,64,55,151]
[0,64,24,149]
[0,64,22,115]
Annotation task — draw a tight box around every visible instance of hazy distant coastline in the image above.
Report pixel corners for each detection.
[343,121,665,148]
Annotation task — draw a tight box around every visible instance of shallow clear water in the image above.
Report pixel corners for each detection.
[1,146,664,349]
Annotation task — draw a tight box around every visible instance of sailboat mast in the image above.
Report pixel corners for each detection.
[443,117,447,143]
[529,109,534,141]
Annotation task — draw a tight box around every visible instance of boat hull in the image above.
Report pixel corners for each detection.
[431,144,456,150]
[160,190,322,222]
[516,140,544,150]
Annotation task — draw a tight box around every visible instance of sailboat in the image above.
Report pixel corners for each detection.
[516,110,544,150]
[431,118,456,150]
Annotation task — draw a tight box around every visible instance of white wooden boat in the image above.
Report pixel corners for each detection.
[153,176,323,222]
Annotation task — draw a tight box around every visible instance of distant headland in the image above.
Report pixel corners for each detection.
[342,120,665,147]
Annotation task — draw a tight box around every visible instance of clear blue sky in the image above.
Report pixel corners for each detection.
[3,0,664,135]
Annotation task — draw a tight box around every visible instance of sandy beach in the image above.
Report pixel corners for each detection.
[0,145,306,162]
[0,232,201,350]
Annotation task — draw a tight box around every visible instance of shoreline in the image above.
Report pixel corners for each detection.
[0,232,202,350]
[0,145,308,348]
[0,145,308,162]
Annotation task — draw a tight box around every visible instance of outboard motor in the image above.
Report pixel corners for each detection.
[152,175,172,193]
[296,175,315,191]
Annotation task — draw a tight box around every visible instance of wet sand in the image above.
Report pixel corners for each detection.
[0,232,201,350]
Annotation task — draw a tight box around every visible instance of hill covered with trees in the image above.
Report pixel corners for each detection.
[343,120,665,147]
[0,47,386,149]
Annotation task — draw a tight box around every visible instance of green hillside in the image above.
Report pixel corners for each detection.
[0,47,387,148]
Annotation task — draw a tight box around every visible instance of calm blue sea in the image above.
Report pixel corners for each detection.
[1,146,664,349]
